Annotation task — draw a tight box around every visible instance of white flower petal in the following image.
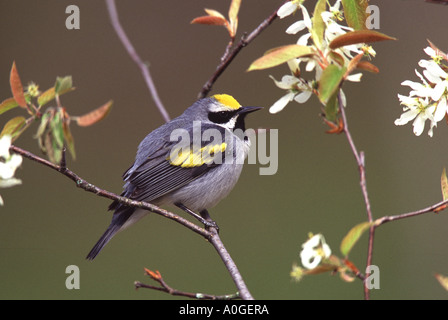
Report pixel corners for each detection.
[269,92,295,114]
[431,81,448,101]
[286,21,307,34]
[401,80,424,91]
[297,32,312,46]
[0,177,22,188]
[269,75,297,90]
[294,90,312,103]
[277,2,298,19]
[339,89,347,107]
[0,162,14,180]
[305,58,316,72]
[322,243,332,258]
[412,113,426,136]
[346,73,363,82]
[301,252,321,269]
[287,59,300,74]
[299,5,312,29]
[302,234,321,249]
[398,94,418,107]
[395,109,419,126]
[420,59,448,80]
[9,154,22,169]
[0,135,11,158]
[434,97,448,122]
[424,46,436,57]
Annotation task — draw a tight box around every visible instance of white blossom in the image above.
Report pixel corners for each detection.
[395,46,448,137]
[269,74,313,114]
[277,1,303,19]
[300,234,332,270]
[0,135,23,205]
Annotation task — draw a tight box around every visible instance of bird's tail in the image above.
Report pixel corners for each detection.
[86,205,134,260]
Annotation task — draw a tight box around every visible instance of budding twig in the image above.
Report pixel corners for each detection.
[135,269,240,300]
[198,3,282,99]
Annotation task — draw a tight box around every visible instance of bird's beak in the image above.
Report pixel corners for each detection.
[238,106,263,115]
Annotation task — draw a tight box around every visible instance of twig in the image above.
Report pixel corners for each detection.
[209,228,254,300]
[375,199,448,226]
[105,0,171,122]
[135,269,240,300]
[338,93,374,300]
[9,144,209,238]
[198,3,281,99]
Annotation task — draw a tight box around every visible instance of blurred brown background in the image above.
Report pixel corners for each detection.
[1,0,448,299]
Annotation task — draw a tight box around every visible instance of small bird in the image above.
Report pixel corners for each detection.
[86,94,261,260]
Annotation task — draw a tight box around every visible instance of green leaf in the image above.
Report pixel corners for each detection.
[340,221,373,257]
[0,116,26,139]
[228,0,241,36]
[62,120,76,160]
[37,85,75,107]
[37,87,56,107]
[325,91,339,122]
[311,0,327,48]
[341,0,369,30]
[54,76,73,95]
[0,97,20,115]
[248,45,315,71]
[329,30,396,50]
[50,111,64,149]
[318,64,346,104]
[442,168,448,201]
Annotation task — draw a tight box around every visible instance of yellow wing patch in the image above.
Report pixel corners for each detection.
[168,143,227,168]
[212,94,241,110]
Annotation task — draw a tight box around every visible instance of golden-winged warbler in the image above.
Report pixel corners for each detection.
[86,94,261,260]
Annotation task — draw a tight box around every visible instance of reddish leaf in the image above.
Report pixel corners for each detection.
[356,61,380,73]
[76,100,113,127]
[329,30,396,50]
[324,117,344,134]
[9,62,27,108]
[144,268,161,280]
[191,15,228,26]
[345,53,364,78]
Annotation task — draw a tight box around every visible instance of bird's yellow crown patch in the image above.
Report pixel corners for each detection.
[212,94,241,110]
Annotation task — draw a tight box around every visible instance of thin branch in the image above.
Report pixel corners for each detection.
[135,269,240,300]
[209,229,254,300]
[10,144,254,299]
[198,3,282,99]
[10,144,209,238]
[375,198,448,226]
[105,0,171,122]
[338,93,374,300]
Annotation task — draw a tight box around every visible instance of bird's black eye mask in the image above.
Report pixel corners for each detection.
[208,110,239,124]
